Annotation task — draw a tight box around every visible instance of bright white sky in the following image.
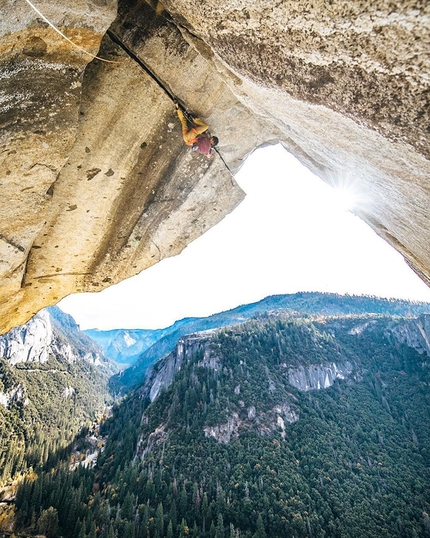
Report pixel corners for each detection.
[59,145,430,330]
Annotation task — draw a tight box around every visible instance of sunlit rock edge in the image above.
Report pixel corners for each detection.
[0,0,429,334]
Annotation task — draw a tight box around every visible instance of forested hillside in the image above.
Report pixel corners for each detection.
[13,312,430,537]
[107,292,430,391]
[0,308,116,487]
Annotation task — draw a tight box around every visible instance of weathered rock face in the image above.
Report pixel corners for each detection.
[144,332,213,402]
[0,0,118,331]
[287,362,354,392]
[162,0,430,287]
[0,306,112,369]
[390,313,430,358]
[0,383,27,409]
[0,309,53,365]
[1,0,429,333]
[0,0,248,333]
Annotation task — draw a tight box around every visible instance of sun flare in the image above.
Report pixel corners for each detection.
[331,186,357,212]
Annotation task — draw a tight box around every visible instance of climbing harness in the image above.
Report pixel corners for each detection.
[22,0,121,64]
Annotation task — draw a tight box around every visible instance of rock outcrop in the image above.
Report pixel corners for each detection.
[1,0,429,333]
[0,383,27,409]
[287,362,354,392]
[142,331,213,402]
[0,309,53,365]
[0,306,113,370]
[141,329,355,403]
[390,313,430,358]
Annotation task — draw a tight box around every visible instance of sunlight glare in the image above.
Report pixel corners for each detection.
[331,186,357,212]
[58,145,430,330]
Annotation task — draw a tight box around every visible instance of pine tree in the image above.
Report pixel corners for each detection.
[73,518,82,538]
[79,518,87,538]
[254,513,266,538]
[88,520,97,538]
[179,484,188,515]
[169,499,177,529]
[124,520,135,538]
[215,513,225,538]
[37,506,59,538]
[66,490,80,534]
[30,476,43,515]
[122,491,135,521]
[155,502,164,537]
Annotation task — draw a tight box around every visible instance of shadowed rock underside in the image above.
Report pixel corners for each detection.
[0,0,429,333]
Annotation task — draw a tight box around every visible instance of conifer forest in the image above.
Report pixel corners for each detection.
[1,295,430,537]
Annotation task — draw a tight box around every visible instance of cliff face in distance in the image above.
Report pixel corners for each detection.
[0,305,115,484]
[5,295,430,536]
[1,0,429,333]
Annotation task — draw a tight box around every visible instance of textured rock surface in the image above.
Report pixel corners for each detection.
[391,313,430,358]
[0,383,27,409]
[137,329,301,446]
[0,310,53,365]
[1,0,429,333]
[0,0,118,331]
[287,362,354,392]
[0,0,247,333]
[163,0,430,287]
[144,332,213,402]
[203,413,241,444]
[0,306,112,369]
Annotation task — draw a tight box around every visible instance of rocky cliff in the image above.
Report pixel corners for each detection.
[139,323,355,410]
[390,313,430,358]
[1,0,429,333]
[0,305,115,483]
[111,293,430,391]
[141,331,214,402]
[287,361,354,392]
[0,305,114,371]
[135,311,430,456]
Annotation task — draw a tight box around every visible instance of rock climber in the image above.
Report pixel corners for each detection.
[175,102,219,157]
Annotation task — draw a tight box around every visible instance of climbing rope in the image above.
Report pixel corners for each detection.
[22,0,234,177]
[22,0,120,64]
[213,147,233,175]
[107,30,180,105]
[107,30,234,175]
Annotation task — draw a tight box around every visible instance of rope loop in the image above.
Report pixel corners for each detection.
[22,0,121,64]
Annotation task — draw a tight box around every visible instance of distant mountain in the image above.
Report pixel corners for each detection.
[84,328,171,368]
[0,306,117,484]
[84,317,209,368]
[110,292,430,391]
[17,310,430,537]
[0,307,116,373]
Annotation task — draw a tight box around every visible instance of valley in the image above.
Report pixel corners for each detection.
[1,294,429,537]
